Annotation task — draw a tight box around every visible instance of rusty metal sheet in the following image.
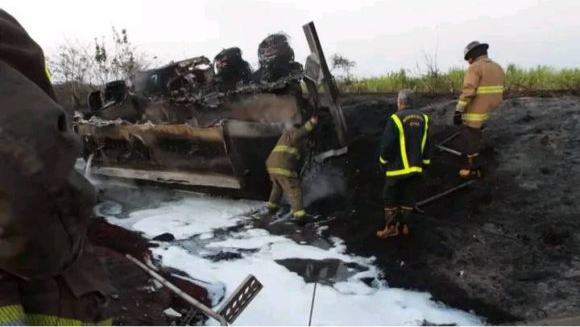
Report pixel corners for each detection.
[92,166,242,189]
[78,122,242,188]
[76,123,225,142]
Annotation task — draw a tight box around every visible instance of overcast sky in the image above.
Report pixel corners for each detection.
[2,0,579,76]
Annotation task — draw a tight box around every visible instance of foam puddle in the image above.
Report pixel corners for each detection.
[101,189,482,326]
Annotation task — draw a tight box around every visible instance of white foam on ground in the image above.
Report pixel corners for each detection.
[106,196,260,239]
[103,192,482,326]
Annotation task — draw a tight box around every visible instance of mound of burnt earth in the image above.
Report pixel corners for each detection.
[313,95,580,324]
[88,218,211,325]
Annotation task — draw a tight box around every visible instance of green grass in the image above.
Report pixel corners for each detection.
[338,64,580,93]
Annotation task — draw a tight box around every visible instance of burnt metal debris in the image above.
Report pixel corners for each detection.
[254,33,303,83]
[213,47,252,92]
[76,22,348,197]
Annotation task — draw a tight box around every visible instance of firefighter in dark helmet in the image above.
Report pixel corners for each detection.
[453,41,505,178]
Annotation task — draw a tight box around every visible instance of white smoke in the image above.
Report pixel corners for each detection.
[301,163,347,207]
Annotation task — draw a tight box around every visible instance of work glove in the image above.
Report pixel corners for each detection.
[453,110,463,126]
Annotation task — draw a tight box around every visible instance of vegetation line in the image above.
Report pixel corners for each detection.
[336,65,580,93]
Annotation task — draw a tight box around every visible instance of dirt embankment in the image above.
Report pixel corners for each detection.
[313,94,580,323]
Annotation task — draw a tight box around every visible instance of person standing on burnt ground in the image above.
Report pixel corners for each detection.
[453,41,505,178]
[0,9,115,325]
[213,47,253,92]
[263,116,319,226]
[377,89,431,239]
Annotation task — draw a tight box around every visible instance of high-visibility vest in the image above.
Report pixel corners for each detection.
[379,109,431,177]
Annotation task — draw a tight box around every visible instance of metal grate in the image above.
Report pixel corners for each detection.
[217,275,263,324]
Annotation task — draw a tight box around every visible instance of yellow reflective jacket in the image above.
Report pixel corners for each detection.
[266,120,316,178]
[379,109,431,178]
[457,55,505,128]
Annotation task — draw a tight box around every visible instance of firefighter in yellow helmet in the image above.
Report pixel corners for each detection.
[0,9,113,326]
[453,41,505,178]
[264,116,318,225]
[377,89,431,238]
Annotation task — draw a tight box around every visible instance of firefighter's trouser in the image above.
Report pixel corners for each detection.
[0,273,111,326]
[459,124,482,156]
[267,174,305,218]
[460,124,483,169]
[382,174,421,209]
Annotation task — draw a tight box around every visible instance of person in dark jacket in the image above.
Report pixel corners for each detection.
[264,116,318,225]
[377,89,431,238]
[0,9,113,325]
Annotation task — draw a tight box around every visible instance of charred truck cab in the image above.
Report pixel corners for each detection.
[76,22,347,198]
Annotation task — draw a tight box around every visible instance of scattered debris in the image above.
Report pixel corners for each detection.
[126,254,230,326]
[206,251,243,262]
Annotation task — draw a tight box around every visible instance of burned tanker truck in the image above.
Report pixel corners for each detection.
[76,22,348,198]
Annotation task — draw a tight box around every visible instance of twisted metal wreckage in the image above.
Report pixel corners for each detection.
[76,22,348,198]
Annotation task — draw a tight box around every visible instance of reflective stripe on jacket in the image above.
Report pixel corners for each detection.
[379,109,431,178]
[456,56,505,128]
[266,120,315,178]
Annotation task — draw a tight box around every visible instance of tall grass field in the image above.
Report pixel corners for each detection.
[338,65,580,93]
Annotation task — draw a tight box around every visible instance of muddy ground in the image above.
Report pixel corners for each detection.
[89,93,580,325]
[305,94,580,324]
[88,215,215,325]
